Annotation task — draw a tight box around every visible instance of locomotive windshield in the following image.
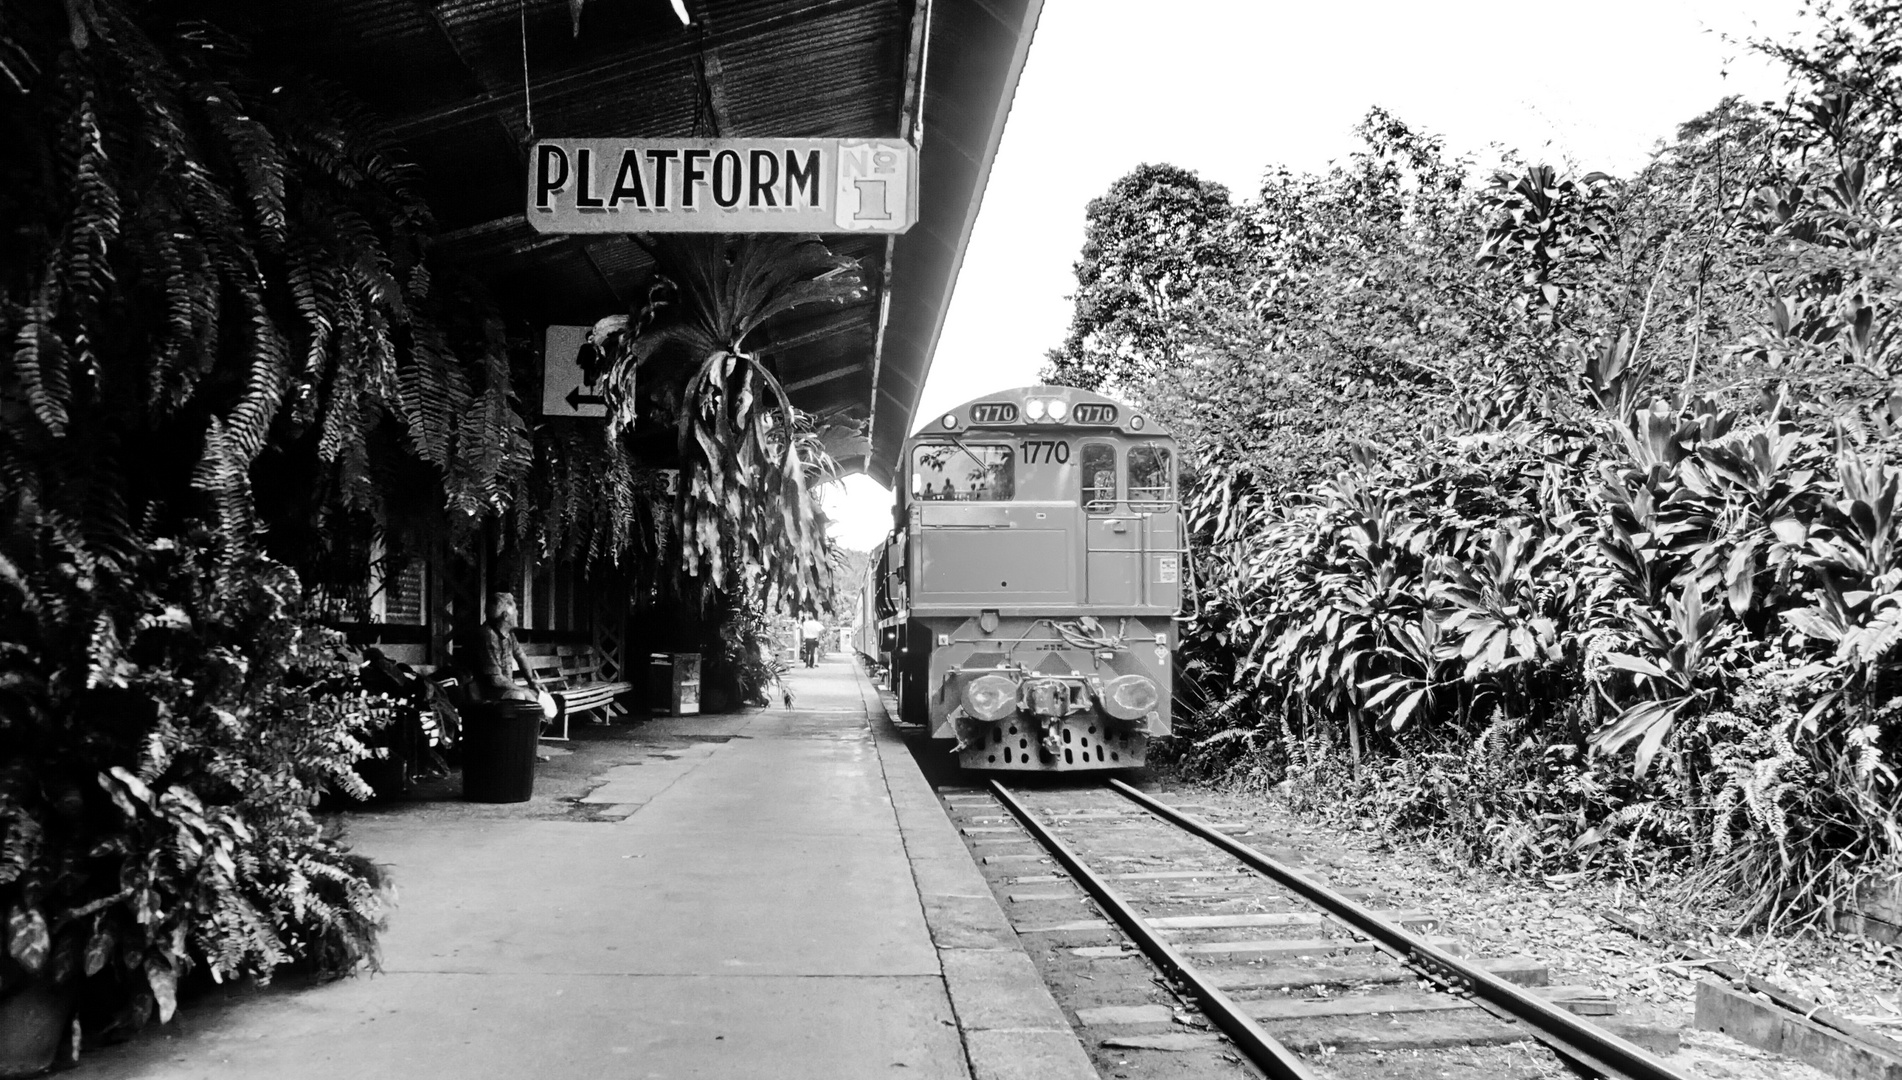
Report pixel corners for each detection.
[1080,443,1117,511]
[1128,445,1175,508]
[912,442,1014,501]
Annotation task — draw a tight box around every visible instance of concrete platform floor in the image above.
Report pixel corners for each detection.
[75,658,1091,1080]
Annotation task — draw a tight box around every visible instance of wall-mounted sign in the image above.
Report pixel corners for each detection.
[542,325,608,418]
[527,138,916,235]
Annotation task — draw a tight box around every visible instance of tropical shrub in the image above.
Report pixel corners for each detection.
[1,527,389,1044]
[1129,0,1902,928]
[1174,355,1902,924]
[699,593,792,711]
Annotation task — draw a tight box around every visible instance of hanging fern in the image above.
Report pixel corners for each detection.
[0,0,598,1047]
[591,235,864,614]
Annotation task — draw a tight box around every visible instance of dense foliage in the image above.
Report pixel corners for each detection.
[1056,1,1902,928]
[0,0,447,1042]
[1,531,388,1040]
[0,0,849,1049]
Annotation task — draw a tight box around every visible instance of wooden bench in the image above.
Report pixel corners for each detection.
[522,643,633,741]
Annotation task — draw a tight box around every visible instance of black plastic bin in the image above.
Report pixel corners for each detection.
[461,700,542,803]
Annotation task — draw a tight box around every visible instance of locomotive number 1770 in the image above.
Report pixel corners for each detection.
[1019,440,1070,464]
[871,385,1179,774]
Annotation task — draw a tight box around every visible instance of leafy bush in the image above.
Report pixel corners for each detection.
[1,527,389,1044]
[700,592,791,710]
[1142,0,1902,929]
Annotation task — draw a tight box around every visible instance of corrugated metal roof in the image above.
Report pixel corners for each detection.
[237,0,1043,476]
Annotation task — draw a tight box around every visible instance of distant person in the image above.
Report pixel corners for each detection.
[465,592,545,702]
[800,615,826,667]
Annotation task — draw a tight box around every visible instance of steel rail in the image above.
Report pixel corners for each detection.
[988,780,1319,1080]
[1108,779,1696,1080]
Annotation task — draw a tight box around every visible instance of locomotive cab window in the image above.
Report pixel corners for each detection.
[912,442,1014,501]
[1128,445,1175,509]
[1080,443,1117,511]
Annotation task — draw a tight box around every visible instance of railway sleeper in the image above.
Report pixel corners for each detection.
[1203,955,1548,992]
[1079,986,1611,1026]
[1146,909,1440,931]
[1073,935,1469,960]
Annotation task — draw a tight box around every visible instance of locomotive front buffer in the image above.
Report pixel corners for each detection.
[928,614,1172,771]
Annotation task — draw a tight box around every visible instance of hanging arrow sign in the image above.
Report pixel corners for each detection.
[526,137,917,235]
[542,325,609,418]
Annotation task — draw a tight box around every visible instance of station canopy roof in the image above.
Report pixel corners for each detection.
[240,0,1041,485]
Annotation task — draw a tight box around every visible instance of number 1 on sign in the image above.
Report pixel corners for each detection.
[853,179,890,221]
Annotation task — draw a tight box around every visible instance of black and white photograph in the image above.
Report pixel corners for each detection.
[0,1,1898,1078]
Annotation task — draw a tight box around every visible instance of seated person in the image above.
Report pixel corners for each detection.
[463,591,545,703]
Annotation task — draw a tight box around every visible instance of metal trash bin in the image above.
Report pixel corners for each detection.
[647,652,701,716]
[461,700,541,803]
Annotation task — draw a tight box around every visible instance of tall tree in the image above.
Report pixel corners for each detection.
[1043,163,1246,393]
[1048,112,1522,492]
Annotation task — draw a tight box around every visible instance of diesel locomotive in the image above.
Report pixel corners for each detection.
[866,386,1183,771]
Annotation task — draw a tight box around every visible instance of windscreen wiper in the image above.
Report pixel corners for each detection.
[943,430,988,474]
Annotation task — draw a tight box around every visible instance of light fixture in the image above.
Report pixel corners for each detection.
[1024,399,1047,420]
[961,675,1019,721]
[1047,399,1069,421]
[1131,415,1145,430]
[1100,674,1160,721]
[941,414,957,429]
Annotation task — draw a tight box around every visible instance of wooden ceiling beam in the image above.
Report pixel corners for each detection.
[700,48,732,135]
[413,0,527,149]
[783,360,865,394]
[757,306,875,354]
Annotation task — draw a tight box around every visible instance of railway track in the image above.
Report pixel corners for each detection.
[946,779,1694,1080]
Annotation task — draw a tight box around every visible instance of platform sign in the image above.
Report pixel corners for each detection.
[542,325,608,418]
[527,138,916,234]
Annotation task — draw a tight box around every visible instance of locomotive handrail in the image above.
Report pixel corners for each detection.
[1138,510,1151,609]
[1176,543,1201,622]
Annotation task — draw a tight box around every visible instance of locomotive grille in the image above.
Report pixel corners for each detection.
[971,718,1142,771]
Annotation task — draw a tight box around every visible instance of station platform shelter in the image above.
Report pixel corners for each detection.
[263,0,1048,686]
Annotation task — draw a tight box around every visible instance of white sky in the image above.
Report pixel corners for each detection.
[824,0,1809,550]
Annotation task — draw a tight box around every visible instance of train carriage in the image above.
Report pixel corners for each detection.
[871,386,1183,771]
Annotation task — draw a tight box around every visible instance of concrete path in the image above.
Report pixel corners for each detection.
[78,657,1085,1080]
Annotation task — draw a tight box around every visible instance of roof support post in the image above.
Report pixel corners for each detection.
[865,0,931,456]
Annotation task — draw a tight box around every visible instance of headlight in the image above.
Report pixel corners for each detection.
[1100,674,1159,721]
[961,675,1019,721]
[941,414,958,429]
[1047,399,1069,420]
[1024,398,1047,420]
